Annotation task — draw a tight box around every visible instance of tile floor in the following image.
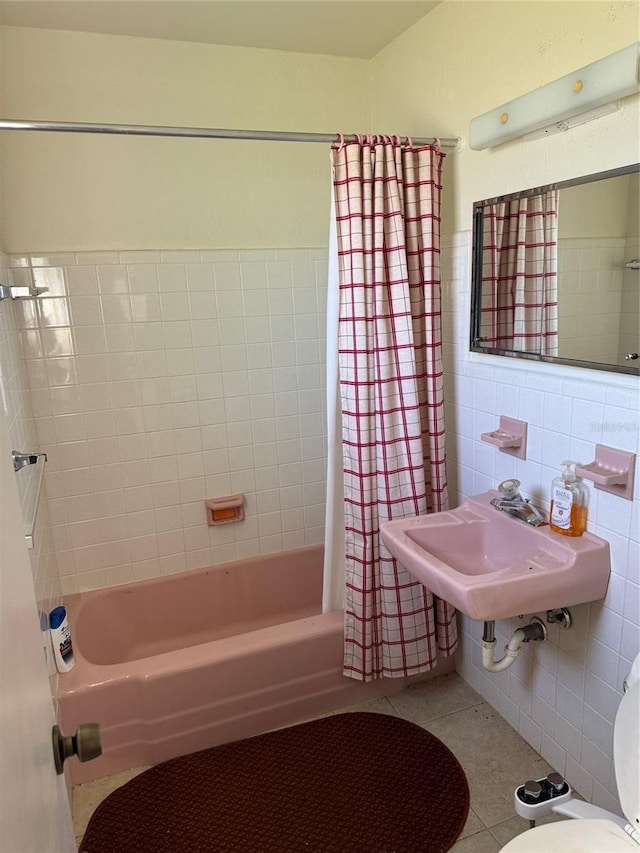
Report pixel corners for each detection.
[72,672,565,851]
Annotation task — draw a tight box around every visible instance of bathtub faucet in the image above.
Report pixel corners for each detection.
[490,479,545,527]
[12,450,41,472]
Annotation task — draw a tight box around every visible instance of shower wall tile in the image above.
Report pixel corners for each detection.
[442,231,639,813]
[557,238,626,366]
[14,249,329,594]
[0,251,62,695]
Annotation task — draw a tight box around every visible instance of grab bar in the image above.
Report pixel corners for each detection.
[13,450,48,549]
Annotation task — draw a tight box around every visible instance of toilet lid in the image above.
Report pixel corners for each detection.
[500,819,638,852]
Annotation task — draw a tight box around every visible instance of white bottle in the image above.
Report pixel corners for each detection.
[39,610,57,677]
[49,605,75,673]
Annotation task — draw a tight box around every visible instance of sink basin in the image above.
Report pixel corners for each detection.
[380,491,610,621]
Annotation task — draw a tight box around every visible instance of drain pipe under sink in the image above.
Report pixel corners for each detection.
[481,618,547,672]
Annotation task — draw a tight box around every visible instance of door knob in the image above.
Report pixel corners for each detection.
[52,723,102,775]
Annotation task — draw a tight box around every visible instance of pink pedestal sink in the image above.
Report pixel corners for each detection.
[380,491,610,621]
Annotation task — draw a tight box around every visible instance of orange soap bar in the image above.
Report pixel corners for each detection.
[212,507,237,521]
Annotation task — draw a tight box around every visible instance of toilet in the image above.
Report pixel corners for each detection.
[501,652,640,852]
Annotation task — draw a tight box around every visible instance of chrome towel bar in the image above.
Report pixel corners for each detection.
[13,451,48,549]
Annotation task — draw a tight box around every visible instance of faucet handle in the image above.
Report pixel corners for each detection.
[497,478,521,500]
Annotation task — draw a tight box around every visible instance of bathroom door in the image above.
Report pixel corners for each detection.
[0,407,76,850]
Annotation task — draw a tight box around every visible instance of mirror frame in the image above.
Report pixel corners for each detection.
[470,162,640,376]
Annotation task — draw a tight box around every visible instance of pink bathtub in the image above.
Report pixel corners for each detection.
[60,545,443,783]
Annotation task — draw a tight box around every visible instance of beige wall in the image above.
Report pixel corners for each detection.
[0,26,5,254]
[0,26,369,251]
[559,174,634,239]
[627,172,639,235]
[369,0,639,233]
[2,5,637,250]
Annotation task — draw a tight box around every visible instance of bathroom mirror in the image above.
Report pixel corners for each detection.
[470,163,640,375]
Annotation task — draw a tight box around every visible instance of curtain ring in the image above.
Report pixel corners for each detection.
[336,132,345,153]
[405,136,413,148]
[393,134,401,146]
[356,133,363,145]
[434,136,442,153]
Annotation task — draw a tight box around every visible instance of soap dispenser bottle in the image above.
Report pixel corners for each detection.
[550,460,587,537]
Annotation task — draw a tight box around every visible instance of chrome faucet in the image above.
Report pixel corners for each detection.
[490,479,545,527]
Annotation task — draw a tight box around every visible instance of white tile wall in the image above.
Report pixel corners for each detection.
[12,249,328,593]
[442,231,640,811]
[0,251,61,682]
[557,237,626,365]
[620,237,640,363]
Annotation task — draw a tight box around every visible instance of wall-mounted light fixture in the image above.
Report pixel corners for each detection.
[469,42,639,150]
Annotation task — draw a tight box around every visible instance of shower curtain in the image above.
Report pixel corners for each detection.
[327,135,457,681]
[323,177,346,613]
[482,190,559,355]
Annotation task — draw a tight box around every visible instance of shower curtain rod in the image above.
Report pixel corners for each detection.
[0,118,459,148]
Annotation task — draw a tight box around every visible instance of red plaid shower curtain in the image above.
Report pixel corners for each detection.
[332,137,457,681]
[481,191,558,355]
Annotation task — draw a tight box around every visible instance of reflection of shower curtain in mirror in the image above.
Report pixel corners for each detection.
[482,191,558,355]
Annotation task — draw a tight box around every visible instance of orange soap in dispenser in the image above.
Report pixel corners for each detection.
[550,460,587,537]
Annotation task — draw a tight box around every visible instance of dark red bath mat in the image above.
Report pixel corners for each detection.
[79,712,469,853]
